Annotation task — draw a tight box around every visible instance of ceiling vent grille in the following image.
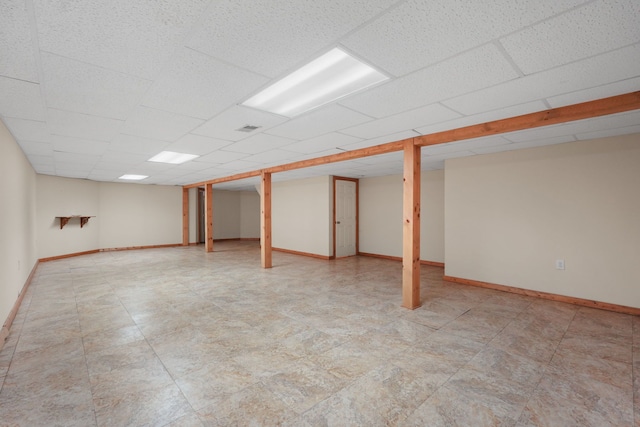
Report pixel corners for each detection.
[236,125,261,133]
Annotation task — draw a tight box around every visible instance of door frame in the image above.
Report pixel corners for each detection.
[196,187,205,244]
[332,176,359,259]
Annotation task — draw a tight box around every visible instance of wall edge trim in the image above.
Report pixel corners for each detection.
[443,275,640,316]
[272,247,331,260]
[357,251,444,267]
[1,260,39,351]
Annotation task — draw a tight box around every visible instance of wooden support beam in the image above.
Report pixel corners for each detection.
[182,92,640,189]
[402,139,421,310]
[415,91,640,147]
[261,171,272,268]
[182,187,189,246]
[205,183,213,252]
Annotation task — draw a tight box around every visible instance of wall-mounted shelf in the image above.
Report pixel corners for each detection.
[56,216,95,229]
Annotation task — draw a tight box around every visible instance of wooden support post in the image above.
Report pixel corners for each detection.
[402,139,421,309]
[205,183,213,252]
[261,171,272,268]
[182,187,189,246]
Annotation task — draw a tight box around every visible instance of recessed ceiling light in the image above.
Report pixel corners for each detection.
[242,47,389,118]
[118,174,148,181]
[148,151,199,164]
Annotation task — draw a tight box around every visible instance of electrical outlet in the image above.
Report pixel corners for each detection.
[555,259,565,270]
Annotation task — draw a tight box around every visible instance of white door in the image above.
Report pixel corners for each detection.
[335,179,357,257]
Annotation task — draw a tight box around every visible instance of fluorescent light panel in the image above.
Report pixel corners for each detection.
[148,151,199,164]
[119,174,148,180]
[242,48,388,117]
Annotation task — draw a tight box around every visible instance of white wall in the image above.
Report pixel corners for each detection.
[445,134,640,308]
[240,190,260,239]
[272,176,333,257]
[359,170,445,263]
[0,120,37,330]
[98,182,182,249]
[35,176,99,258]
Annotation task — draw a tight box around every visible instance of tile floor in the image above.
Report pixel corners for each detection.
[0,241,638,426]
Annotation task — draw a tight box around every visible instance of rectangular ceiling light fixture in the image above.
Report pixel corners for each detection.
[242,47,389,117]
[118,174,148,180]
[148,151,199,164]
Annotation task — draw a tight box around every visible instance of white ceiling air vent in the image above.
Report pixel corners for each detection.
[236,125,261,133]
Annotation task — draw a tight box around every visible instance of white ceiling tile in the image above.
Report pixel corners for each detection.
[338,130,419,151]
[34,0,210,79]
[504,111,640,142]
[48,108,123,141]
[165,134,232,155]
[354,151,403,165]
[2,118,50,142]
[0,0,39,82]
[0,76,46,121]
[222,133,296,155]
[502,0,640,75]
[423,136,511,156]
[340,44,519,118]
[241,149,299,165]
[415,101,548,136]
[576,124,640,140]
[53,152,100,173]
[51,135,109,155]
[425,150,476,163]
[422,161,445,171]
[546,77,640,108]
[342,104,460,140]
[18,140,53,156]
[26,153,54,167]
[471,135,577,155]
[142,48,268,120]
[186,0,398,77]
[54,169,90,179]
[443,43,640,115]
[343,0,588,76]
[99,151,149,165]
[284,133,362,155]
[109,134,168,156]
[195,150,249,164]
[32,164,55,175]
[41,53,151,120]
[122,106,203,142]
[192,106,288,141]
[125,161,177,175]
[266,105,372,140]
[214,160,262,172]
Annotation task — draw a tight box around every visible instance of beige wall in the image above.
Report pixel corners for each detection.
[211,189,240,239]
[0,120,37,331]
[445,134,640,308]
[98,182,182,249]
[185,188,260,242]
[240,190,260,239]
[272,176,333,257]
[359,170,445,263]
[36,176,182,258]
[35,176,99,258]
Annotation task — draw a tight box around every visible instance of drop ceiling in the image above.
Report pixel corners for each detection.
[1,0,639,191]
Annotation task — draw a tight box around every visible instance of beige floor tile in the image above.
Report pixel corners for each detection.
[401,386,508,427]
[175,360,257,411]
[0,242,637,425]
[93,382,192,427]
[197,382,298,426]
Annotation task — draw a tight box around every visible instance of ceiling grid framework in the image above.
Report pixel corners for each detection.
[0,0,638,190]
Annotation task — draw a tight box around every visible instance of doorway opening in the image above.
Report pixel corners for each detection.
[333,176,359,258]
